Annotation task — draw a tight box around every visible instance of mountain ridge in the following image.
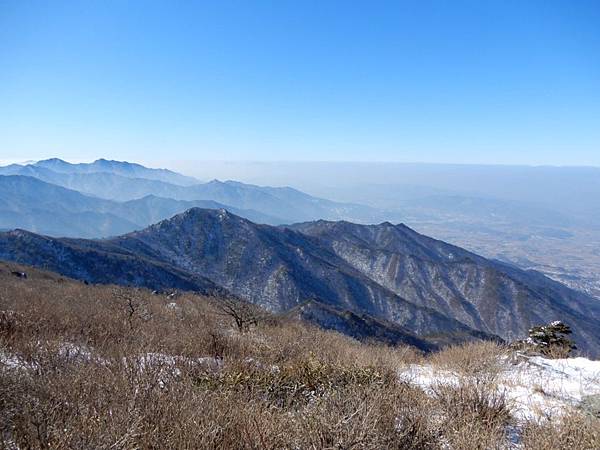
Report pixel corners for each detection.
[0,174,286,237]
[1,207,598,355]
[33,158,200,186]
[0,160,385,224]
[289,219,600,348]
[0,208,496,346]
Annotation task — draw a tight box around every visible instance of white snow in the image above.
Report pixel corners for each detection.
[128,353,223,388]
[1,343,102,370]
[398,354,600,421]
[0,350,36,371]
[504,356,600,420]
[217,208,228,220]
[57,342,101,363]
[166,301,180,311]
[1,344,223,382]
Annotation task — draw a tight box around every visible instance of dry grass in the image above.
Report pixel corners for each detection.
[431,380,511,450]
[428,340,509,379]
[1,261,599,449]
[521,413,600,449]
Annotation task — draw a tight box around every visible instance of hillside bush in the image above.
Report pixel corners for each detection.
[0,262,598,449]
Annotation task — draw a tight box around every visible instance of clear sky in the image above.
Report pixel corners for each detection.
[1,0,599,166]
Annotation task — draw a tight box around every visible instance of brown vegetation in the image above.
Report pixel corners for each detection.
[0,261,599,449]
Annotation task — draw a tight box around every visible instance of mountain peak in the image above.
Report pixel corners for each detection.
[35,157,71,166]
[7,228,33,236]
[93,158,141,167]
[25,157,200,186]
[40,157,66,163]
[165,207,244,227]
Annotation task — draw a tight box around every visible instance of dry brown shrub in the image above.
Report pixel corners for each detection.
[2,262,595,449]
[0,264,435,448]
[521,412,600,450]
[542,342,575,360]
[428,340,508,379]
[432,378,511,450]
[290,383,440,450]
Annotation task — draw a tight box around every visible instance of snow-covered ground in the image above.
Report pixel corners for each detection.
[398,354,600,421]
[0,345,222,378]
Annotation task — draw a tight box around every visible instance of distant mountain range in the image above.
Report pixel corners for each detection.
[0,175,284,237]
[1,208,599,356]
[0,159,384,234]
[5,157,200,186]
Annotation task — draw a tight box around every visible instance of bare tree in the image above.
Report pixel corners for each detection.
[217,297,262,333]
[113,287,152,331]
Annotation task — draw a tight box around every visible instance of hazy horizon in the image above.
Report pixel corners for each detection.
[3,157,600,169]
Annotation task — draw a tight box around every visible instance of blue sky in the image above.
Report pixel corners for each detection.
[1,0,599,166]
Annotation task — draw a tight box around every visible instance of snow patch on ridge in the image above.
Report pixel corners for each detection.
[398,354,600,421]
